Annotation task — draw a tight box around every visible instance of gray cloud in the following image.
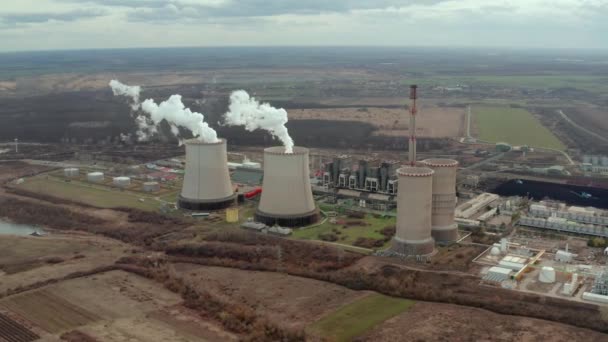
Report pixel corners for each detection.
[0,9,106,26]
[65,0,448,21]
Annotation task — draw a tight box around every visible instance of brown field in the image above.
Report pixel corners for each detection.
[290,105,465,138]
[0,289,101,333]
[570,105,608,135]
[172,263,368,329]
[0,234,131,294]
[0,311,39,342]
[361,302,608,342]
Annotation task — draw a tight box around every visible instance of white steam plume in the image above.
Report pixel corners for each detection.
[141,95,219,143]
[224,90,294,153]
[109,80,218,143]
[109,80,141,110]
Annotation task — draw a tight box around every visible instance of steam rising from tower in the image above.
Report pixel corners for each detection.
[109,80,218,143]
[224,90,294,153]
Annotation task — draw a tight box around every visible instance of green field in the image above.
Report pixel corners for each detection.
[473,106,566,150]
[407,75,608,95]
[292,213,395,249]
[309,293,414,341]
[15,176,168,212]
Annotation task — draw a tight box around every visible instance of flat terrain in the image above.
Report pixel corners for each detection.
[172,263,367,330]
[309,293,414,342]
[473,106,566,150]
[13,175,164,211]
[292,213,395,249]
[0,234,131,293]
[361,301,608,342]
[290,105,465,138]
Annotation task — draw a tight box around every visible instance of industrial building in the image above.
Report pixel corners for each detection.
[322,157,399,195]
[255,146,319,227]
[519,216,608,238]
[178,139,236,210]
[142,181,160,192]
[64,168,79,178]
[87,171,104,183]
[455,193,499,219]
[391,166,435,256]
[529,203,608,226]
[422,158,459,243]
[112,176,131,188]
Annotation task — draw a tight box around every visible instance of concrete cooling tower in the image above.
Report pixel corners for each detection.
[178,139,236,210]
[392,166,435,256]
[255,146,318,227]
[422,158,459,243]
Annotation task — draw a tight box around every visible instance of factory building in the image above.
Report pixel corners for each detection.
[179,139,236,210]
[323,157,399,195]
[519,216,608,238]
[529,203,608,226]
[391,166,435,256]
[455,193,499,219]
[255,146,319,227]
[422,158,459,243]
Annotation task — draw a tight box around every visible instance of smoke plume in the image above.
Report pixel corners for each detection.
[224,90,294,153]
[109,80,218,143]
[141,95,219,143]
[109,80,141,110]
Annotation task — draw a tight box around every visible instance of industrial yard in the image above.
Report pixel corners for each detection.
[1,47,608,341]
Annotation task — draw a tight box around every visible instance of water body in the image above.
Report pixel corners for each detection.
[0,220,43,236]
[492,179,608,210]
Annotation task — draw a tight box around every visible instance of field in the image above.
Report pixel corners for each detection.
[289,105,465,138]
[309,293,414,342]
[0,312,39,342]
[473,106,566,150]
[172,263,367,329]
[361,301,608,341]
[408,75,608,95]
[13,175,168,211]
[292,213,396,249]
[0,289,101,333]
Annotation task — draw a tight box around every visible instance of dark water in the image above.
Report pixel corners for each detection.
[492,179,608,209]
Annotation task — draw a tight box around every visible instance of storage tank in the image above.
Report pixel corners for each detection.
[539,266,556,283]
[179,139,236,210]
[113,176,131,188]
[391,166,435,256]
[87,172,104,183]
[255,146,318,227]
[64,168,79,178]
[142,181,160,192]
[422,158,459,243]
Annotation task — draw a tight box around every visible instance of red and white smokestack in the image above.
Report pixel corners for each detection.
[408,85,418,166]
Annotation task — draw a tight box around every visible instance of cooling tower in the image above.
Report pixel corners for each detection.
[422,158,459,243]
[392,166,435,256]
[178,139,236,210]
[255,146,318,227]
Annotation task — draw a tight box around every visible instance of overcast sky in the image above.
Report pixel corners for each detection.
[1,0,607,52]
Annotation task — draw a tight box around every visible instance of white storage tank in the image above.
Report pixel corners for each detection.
[142,181,160,192]
[391,166,435,256]
[87,172,104,183]
[64,168,79,178]
[539,266,556,283]
[113,176,131,188]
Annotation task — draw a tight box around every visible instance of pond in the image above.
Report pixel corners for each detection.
[0,220,44,236]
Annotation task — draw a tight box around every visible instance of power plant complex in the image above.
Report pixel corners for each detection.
[170,84,460,256]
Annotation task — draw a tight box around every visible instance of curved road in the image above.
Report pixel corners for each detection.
[557,110,608,145]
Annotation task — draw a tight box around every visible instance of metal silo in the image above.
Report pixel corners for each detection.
[255,146,318,227]
[178,139,236,210]
[392,166,435,256]
[422,158,459,243]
